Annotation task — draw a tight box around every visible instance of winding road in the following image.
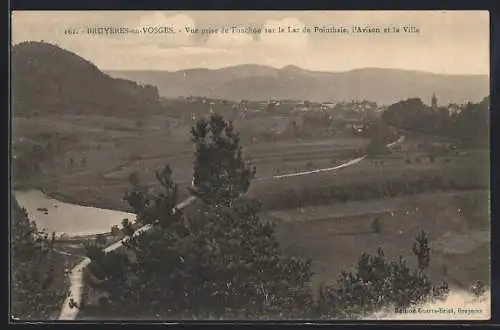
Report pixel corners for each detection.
[57,136,405,320]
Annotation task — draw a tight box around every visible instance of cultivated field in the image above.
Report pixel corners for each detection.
[13,113,370,211]
[269,190,490,295]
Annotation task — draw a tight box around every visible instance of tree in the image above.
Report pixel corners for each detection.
[11,194,63,320]
[382,96,489,143]
[110,225,120,236]
[83,115,314,320]
[190,113,256,207]
[316,232,449,319]
[371,218,382,233]
[85,167,314,320]
[366,137,390,159]
[412,230,430,270]
[123,165,181,228]
[95,233,107,246]
[471,280,486,299]
[382,98,426,131]
[128,171,140,187]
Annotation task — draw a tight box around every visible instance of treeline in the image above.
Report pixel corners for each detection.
[382,96,489,143]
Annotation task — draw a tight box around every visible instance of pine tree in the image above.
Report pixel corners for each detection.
[317,231,449,319]
[11,194,63,320]
[412,230,430,271]
[190,113,256,207]
[83,116,314,320]
[85,167,314,320]
[371,218,382,233]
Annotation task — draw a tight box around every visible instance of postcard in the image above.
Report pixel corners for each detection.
[10,10,490,321]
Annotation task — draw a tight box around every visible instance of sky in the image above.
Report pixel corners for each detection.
[11,11,489,75]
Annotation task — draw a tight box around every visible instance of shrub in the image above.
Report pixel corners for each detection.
[371,218,382,233]
[316,231,449,319]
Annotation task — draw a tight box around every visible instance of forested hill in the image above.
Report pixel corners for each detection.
[12,42,161,116]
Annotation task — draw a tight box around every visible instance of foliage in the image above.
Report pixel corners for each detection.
[316,232,449,319]
[470,280,486,299]
[128,171,140,187]
[371,218,382,233]
[190,113,256,207]
[412,230,430,270]
[110,225,120,236]
[365,137,390,158]
[84,115,313,319]
[11,195,64,320]
[382,97,489,143]
[85,165,314,319]
[12,41,161,117]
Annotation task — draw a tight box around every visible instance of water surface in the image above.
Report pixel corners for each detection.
[14,189,135,237]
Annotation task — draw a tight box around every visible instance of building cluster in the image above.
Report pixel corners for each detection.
[430,93,464,115]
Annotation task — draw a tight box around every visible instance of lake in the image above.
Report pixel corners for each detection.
[14,189,135,237]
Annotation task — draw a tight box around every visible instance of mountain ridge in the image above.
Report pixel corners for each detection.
[107,65,488,105]
[109,65,487,77]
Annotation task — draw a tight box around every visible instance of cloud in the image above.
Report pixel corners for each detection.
[10,11,489,74]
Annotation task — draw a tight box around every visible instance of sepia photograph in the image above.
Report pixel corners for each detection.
[10,10,490,321]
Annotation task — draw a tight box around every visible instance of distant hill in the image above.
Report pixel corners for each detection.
[108,65,489,105]
[12,42,161,116]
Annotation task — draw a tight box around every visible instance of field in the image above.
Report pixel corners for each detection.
[268,190,490,295]
[13,112,370,211]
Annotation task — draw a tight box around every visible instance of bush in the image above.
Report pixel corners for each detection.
[316,232,449,319]
[110,225,120,236]
[366,138,390,158]
[371,218,382,233]
[471,280,486,298]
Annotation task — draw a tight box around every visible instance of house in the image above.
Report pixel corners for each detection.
[447,103,462,115]
[293,105,310,112]
[320,102,335,111]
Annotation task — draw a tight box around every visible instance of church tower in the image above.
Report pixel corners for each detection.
[431,93,438,108]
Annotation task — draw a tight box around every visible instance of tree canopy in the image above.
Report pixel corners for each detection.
[382,96,489,143]
[190,113,256,207]
[11,194,64,320]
